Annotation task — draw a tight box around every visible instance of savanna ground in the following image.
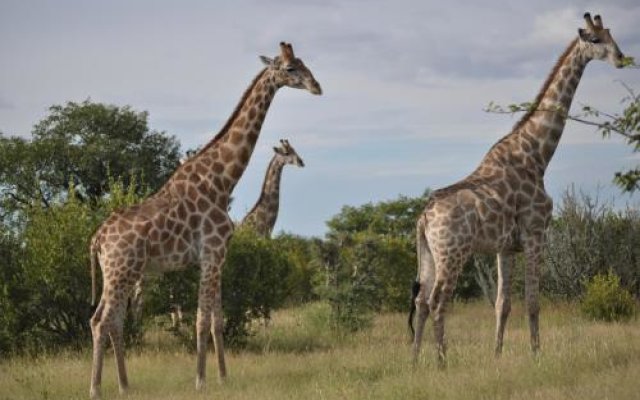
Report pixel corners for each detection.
[1,301,639,400]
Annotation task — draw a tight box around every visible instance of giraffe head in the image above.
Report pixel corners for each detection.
[274,139,305,167]
[578,13,625,68]
[260,42,322,95]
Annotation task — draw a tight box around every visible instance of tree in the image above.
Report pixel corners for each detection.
[326,190,430,239]
[0,179,146,355]
[323,191,483,313]
[0,100,181,216]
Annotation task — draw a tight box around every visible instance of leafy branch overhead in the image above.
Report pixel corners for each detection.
[486,76,640,192]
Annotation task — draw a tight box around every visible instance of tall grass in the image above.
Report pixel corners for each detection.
[1,301,639,400]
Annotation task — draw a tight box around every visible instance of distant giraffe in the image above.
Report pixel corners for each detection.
[240,139,305,236]
[89,42,321,399]
[409,13,626,364]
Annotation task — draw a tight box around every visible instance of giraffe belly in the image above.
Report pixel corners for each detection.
[145,245,199,273]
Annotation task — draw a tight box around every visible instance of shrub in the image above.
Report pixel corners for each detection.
[145,226,293,348]
[312,236,377,333]
[581,271,636,322]
[223,227,292,345]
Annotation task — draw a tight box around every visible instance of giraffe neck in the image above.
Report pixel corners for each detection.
[243,157,286,235]
[484,39,589,176]
[160,68,280,208]
[202,69,279,192]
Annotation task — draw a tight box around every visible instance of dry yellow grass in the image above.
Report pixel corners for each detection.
[1,301,639,400]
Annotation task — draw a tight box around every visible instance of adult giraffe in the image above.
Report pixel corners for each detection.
[89,42,321,399]
[410,13,626,364]
[240,139,305,236]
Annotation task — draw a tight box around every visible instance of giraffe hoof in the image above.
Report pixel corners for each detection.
[89,388,101,400]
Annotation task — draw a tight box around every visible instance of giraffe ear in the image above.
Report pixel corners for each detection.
[578,28,587,40]
[260,56,274,67]
[273,146,283,154]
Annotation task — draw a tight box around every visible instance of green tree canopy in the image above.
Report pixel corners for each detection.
[0,100,181,214]
[326,189,430,239]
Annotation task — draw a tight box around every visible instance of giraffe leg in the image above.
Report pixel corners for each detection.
[130,278,144,323]
[90,300,107,400]
[429,278,447,366]
[195,280,213,391]
[411,229,435,364]
[524,237,543,354]
[109,301,129,395]
[494,252,514,357]
[211,286,227,380]
[429,257,463,366]
[412,294,430,365]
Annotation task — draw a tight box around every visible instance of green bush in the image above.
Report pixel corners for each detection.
[581,271,636,322]
[0,179,147,356]
[223,227,292,345]
[312,237,377,333]
[145,226,293,348]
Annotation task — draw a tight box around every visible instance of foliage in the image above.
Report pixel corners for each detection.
[312,237,377,333]
[0,100,181,218]
[273,232,318,304]
[223,227,292,345]
[581,270,636,322]
[324,191,483,310]
[486,82,640,192]
[326,191,429,239]
[0,232,24,356]
[0,179,146,356]
[544,188,640,299]
[145,226,294,348]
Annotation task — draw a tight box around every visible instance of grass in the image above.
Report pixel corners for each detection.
[1,300,640,399]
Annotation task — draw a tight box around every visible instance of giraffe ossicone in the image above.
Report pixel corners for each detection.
[89,42,321,400]
[410,12,626,364]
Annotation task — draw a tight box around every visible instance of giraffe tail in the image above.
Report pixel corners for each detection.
[408,214,427,337]
[90,234,100,306]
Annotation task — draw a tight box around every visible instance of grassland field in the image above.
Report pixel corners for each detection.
[1,300,639,400]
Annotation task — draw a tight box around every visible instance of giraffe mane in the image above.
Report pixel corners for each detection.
[510,38,578,133]
[196,67,269,156]
[483,37,579,158]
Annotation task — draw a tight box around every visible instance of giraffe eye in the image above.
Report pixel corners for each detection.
[285,66,296,72]
[589,37,601,44]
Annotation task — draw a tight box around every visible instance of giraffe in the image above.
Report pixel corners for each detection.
[409,13,625,364]
[240,139,305,236]
[89,42,321,399]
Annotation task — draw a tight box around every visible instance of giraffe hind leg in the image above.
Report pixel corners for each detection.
[90,299,106,400]
[429,254,465,367]
[494,252,514,357]
[411,225,436,364]
[90,277,133,399]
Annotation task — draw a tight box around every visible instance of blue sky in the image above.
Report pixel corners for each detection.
[1,0,639,237]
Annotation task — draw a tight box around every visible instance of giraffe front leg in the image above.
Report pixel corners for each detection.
[524,234,544,354]
[494,252,514,357]
[195,277,214,391]
[211,285,227,381]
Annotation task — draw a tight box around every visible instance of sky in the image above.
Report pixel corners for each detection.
[1,0,639,237]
